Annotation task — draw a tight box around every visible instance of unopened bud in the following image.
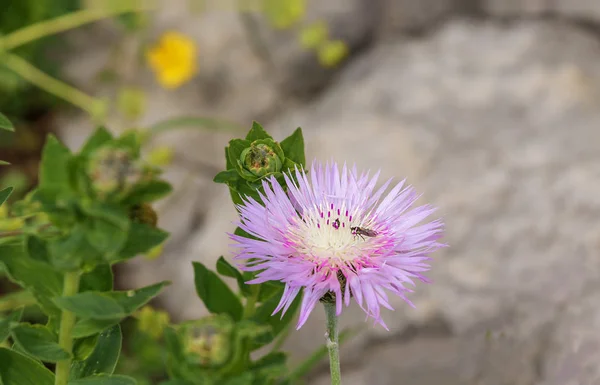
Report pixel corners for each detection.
[240,141,282,179]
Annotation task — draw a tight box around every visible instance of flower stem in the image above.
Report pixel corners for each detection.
[54,271,81,385]
[2,53,101,115]
[0,2,156,51]
[323,301,341,385]
[243,285,260,319]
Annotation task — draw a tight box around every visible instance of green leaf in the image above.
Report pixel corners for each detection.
[0,244,63,318]
[0,307,23,343]
[225,146,234,170]
[68,374,136,385]
[253,289,301,340]
[234,226,261,242]
[70,325,122,380]
[121,180,172,204]
[72,334,99,361]
[25,235,50,264]
[117,223,169,262]
[227,139,251,172]
[72,318,121,339]
[115,281,169,313]
[279,127,305,167]
[54,282,169,320]
[193,262,243,321]
[39,135,72,193]
[11,323,71,362]
[245,121,273,141]
[54,293,125,320]
[222,373,254,385]
[251,351,286,370]
[0,347,55,385]
[80,264,113,292]
[257,280,285,302]
[213,169,240,185]
[0,112,14,132]
[0,187,13,206]
[158,381,194,385]
[0,160,10,165]
[250,351,288,381]
[48,225,100,271]
[216,256,250,296]
[80,127,113,156]
[113,131,141,158]
[81,204,130,257]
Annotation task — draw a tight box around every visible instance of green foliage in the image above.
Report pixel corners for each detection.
[0,0,79,119]
[70,325,122,380]
[214,121,306,206]
[0,348,56,385]
[0,112,15,132]
[0,187,13,206]
[0,121,340,385]
[193,262,243,322]
[0,126,171,385]
[11,323,71,362]
[54,282,168,320]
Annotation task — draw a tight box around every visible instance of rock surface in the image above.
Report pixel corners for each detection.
[53,2,600,384]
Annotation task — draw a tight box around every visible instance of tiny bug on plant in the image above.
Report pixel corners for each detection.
[350,226,378,240]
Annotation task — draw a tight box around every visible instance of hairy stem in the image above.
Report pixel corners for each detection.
[323,301,341,385]
[54,271,81,385]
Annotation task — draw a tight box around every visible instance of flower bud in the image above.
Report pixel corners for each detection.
[181,317,232,368]
[239,141,283,179]
[87,147,143,199]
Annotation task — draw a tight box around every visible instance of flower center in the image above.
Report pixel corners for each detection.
[288,201,383,264]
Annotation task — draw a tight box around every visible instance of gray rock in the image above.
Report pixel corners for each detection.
[484,0,600,22]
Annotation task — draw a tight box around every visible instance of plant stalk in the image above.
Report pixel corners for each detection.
[54,271,81,385]
[243,285,260,319]
[2,53,100,115]
[323,301,341,385]
[0,2,157,51]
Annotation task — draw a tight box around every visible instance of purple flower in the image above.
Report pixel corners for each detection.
[230,161,445,329]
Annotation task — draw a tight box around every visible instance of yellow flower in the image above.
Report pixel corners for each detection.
[147,31,198,89]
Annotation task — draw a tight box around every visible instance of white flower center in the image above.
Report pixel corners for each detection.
[288,201,379,262]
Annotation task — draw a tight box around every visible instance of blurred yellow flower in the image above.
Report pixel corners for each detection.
[147,31,198,89]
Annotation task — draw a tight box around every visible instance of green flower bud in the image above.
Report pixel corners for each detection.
[238,139,284,181]
[87,146,144,199]
[181,317,233,368]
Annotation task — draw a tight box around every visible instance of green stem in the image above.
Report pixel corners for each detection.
[324,301,341,385]
[2,53,100,115]
[243,285,260,319]
[1,3,156,51]
[54,271,81,385]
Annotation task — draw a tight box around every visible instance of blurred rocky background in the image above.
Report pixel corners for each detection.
[4,0,600,384]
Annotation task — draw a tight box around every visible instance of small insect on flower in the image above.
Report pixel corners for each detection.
[350,226,378,240]
[230,161,446,330]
